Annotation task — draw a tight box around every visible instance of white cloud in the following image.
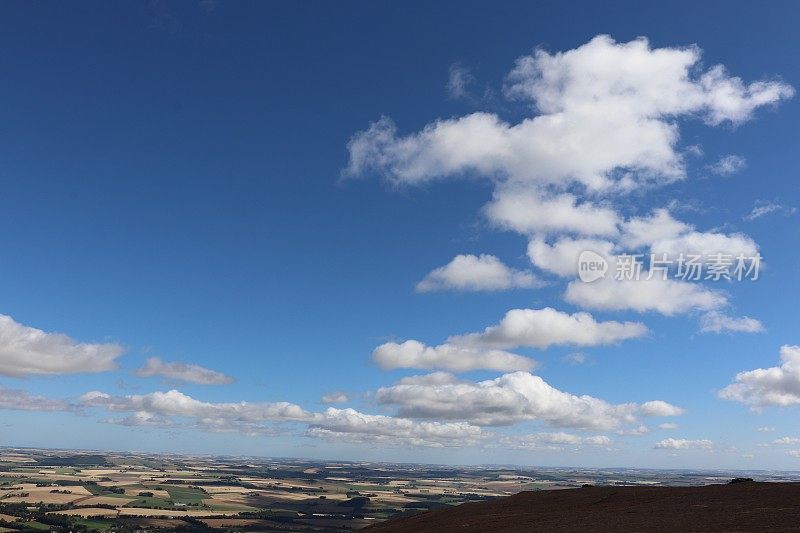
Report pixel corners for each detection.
[80,389,313,425]
[559,212,755,316]
[650,230,758,259]
[0,386,72,412]
[699,312,764,334]
[308,408,484,448]
[448,307,648,350]
[372,340,536,373]
[745,202,781,220]
[321,392,350,404]
[565,276,726,315]
[376,371,675,431]
[99,409,285,437]
[772,437,800,445]
[787,450,800,458]
[0,315,123,377]
[416,254,540,292]
[658,423,679,430]
[135,357,234,385]
[485,189,620,236]
[653,438,713,450]
[500,432,612,450]
[344,35,780,337]
[719,345,800,408]
[707,155,746,176]
[698,65,793,125]
[639,400,685,417]
[619,208,692,249]
[757,426,775,432]
[347,36,792,192]
[619,208,760,262]
[527,236,616,277]
[617,425,651,436]
[448,307,648,349]
[109,411,172,428]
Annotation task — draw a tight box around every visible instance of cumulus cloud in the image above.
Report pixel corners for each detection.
[346,35,792,192]
[373,340,536,373]
[308,408,484,448]
[345,36,781,333]
[658,423,679,430]
[135,357,234,385]
[82,386,489,447]
[565,276,726,315]
[619,208,760,262]
[0,315,123,377]
[707,155,746,176]
[639,400,685,417]
[719,345,800,408]
[448,307,648,350]
[649,230,758,260]
[485,189,620,236]
[653,438,713,450]
[376,371,676,430]
[0,386,72,412]
[619,209,692,249]
[99,408,285,437]
[416,254,541,292]
[518,208,754,317]
[527,237,616,277]
[75,377,680,447]
[321,392,350,404]
[699,312,764,334]
[80,389,314,431]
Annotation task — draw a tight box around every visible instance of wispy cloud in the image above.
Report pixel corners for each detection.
[135,357,234,385]
[446,63,475,100]
[707,155,746,176]
[700,311,764,334]
[744,200,796,220]
[0,386,73,412]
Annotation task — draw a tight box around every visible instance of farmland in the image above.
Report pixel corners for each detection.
[1,448,798,531]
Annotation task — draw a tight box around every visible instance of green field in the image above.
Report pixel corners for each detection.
[83,484,133,499]
[162,485,208,505]
[124,495,175,509]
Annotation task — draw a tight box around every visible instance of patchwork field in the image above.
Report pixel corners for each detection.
[1,448,798,531]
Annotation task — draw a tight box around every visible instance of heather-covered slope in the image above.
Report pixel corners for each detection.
[366,482,800,532]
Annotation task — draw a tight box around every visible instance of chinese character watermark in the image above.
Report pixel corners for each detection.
[577,251,762,283]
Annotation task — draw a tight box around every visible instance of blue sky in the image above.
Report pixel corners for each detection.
[0,1,799,468]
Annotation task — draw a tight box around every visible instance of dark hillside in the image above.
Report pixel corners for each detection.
[366,481,800,532]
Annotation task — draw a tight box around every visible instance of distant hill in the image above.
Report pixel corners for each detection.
[366,481,800,532]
